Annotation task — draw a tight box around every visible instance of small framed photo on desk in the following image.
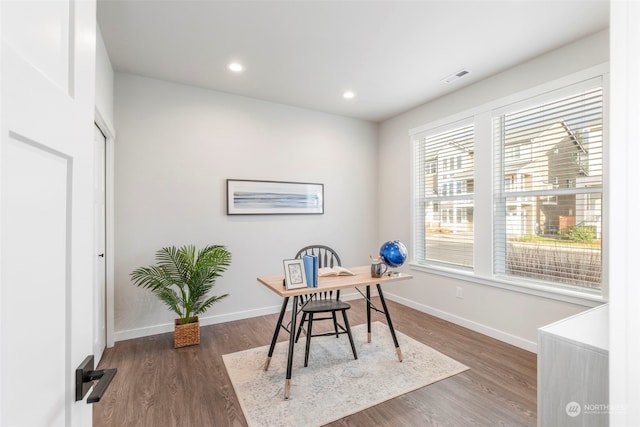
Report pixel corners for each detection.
[283,259,307,290]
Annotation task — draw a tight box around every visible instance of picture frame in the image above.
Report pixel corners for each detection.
[283,259,307,290]
[227,179,324,215]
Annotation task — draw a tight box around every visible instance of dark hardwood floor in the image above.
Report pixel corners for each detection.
[95,298,537,427]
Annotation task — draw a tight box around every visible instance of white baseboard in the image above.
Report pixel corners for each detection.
[384,293,538,353]
[114,304,284,342]
[114,288,536,354]
[114,289,371,342]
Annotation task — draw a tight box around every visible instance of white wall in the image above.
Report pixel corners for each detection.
[95,25,114,128]
[110,30,612,351]
[377,30,609,351]
[113,73,378,340]
[609,2,640,424]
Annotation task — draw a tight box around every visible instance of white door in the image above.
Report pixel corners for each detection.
[94,125,107,364]
[1,1,97,426]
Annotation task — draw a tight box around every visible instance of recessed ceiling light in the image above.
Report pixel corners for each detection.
[228,62,244,72]
[343,91,356,99]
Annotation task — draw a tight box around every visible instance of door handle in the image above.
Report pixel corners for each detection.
[98,253,105,258]
[75,355,117,403]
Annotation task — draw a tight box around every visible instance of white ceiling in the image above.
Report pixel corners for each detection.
[97,0,609,123]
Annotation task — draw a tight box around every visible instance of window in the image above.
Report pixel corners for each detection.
[411,70,606,300]
[413,122,474,268]
[506,145,521,161]
[493,84,603,290]
[426,160,437,174]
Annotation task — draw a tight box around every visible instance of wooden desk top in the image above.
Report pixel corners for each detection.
[257,265,413,297]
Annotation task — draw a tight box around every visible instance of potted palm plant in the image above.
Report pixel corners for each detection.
[130,244,232,348]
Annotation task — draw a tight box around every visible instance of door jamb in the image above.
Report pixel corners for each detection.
[95,109,115,347]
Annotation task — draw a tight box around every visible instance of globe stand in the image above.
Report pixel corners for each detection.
[385,269,402,278]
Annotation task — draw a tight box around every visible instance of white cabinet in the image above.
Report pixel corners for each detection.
[538,304,608,426]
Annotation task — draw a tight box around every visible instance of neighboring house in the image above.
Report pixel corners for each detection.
[423,119,602,238]
[424,140,474,233]
[575,124,603,238]
[503,119,602,237]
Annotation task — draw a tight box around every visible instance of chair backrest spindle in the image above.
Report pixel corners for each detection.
[294,245,342,302]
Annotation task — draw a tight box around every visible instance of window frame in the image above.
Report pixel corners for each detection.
[409,64,608,306]
[412,118,475,270]
[492,78,604,290]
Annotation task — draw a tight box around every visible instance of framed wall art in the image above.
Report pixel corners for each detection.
[226,179,324,215]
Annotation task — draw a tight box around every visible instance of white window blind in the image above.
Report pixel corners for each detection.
[413,123,474,268]
[493,83,603,290]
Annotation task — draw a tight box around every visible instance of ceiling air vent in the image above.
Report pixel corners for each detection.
[441,69,470,84]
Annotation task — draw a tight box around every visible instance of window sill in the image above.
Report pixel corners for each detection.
[408,262,605,307]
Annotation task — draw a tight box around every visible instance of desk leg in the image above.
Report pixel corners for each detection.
[377,284,403,362]
[284,295,299,400]
[263,296,289,371]
[366,285,372,343]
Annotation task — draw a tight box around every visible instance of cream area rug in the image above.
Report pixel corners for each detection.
[222,321,469,427]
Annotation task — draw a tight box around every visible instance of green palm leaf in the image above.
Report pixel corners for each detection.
[130,244,231,324]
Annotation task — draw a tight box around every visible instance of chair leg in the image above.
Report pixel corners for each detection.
[342,310,358,360]
[304,313,314,367]
[295,312,307,343]
[331,311,339,338]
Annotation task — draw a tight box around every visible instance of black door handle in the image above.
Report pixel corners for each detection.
[75,355,117,403]
[98,253,105,258]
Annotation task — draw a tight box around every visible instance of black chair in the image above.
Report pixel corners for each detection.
[294,245,357,367]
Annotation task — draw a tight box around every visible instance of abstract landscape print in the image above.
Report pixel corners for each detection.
[227,180,323,215]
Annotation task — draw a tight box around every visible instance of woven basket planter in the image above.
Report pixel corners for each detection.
[174,317,200,348]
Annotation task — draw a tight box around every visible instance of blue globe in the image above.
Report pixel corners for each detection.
[379,240,408,268]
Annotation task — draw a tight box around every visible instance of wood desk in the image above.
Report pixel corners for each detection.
[257,265,412,399]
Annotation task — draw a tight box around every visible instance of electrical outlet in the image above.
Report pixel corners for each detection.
[456,286,463,299]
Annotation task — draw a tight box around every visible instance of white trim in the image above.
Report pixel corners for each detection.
[409,262,604,307]
[600,71,610,304]
[385,292,538,353]
[409,63,609,303]
[408,63,608,136]
[113,285,539,356]
[112,286,541,356]
[94,108,116,348]
[115,305,282,342]
[114,289,368,342]
[490,75,604,117]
